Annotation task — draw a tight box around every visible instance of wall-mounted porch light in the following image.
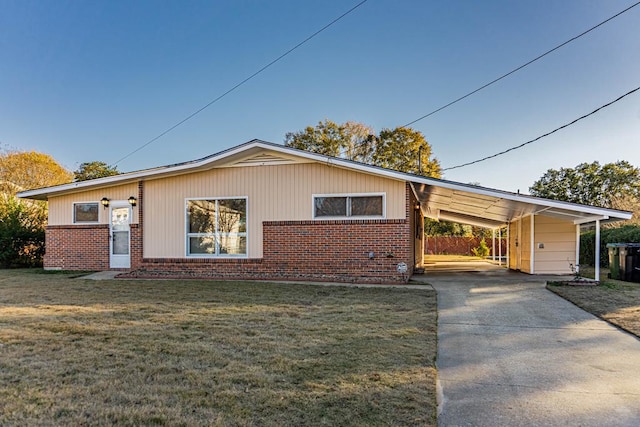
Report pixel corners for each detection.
[128,196,137,207]
[100,197,110,208]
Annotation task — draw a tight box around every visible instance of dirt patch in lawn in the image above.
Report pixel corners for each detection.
[548,274,640,338]
[0,269,437,426]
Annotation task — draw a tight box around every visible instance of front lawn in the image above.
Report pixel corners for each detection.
[0,270,437,426]
[547,268,640,338]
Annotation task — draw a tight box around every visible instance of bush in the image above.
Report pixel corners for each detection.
[0,195,46,268]
[471,238,490,257]
[580,225,640,267]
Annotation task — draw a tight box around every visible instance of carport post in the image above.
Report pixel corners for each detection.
[595,219,601,280]
[498,227,502,266]
[492,229,496,261]
[506,224,510,269]
[575,224,580,274]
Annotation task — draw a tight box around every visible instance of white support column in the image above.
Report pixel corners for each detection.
[498,227,503,266]
[506,224,510,269]
[530,214,535,274]
[575,224,581,274]
[595,219,601,281]
[492,229,496,262]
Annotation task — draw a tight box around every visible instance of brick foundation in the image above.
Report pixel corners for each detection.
[123,218,412,283]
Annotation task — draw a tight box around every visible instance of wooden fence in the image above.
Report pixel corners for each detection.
[425,236,507,256]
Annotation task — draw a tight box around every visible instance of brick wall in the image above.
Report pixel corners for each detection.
[122,218,412,283]
[45,224,110,270]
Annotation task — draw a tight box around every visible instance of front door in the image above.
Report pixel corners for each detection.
[110,203,131,269]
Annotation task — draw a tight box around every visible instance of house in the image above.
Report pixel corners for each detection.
[18,139,632,283]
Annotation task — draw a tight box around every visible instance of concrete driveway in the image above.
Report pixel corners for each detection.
[425,270,640,427]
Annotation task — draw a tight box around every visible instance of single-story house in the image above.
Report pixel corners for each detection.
[18,139,632,283]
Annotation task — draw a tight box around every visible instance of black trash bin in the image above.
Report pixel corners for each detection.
[613,243,640,283]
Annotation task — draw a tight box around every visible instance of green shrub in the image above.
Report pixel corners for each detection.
[580,224,640,267]
[471,238,490,257]
[0,195,47,268]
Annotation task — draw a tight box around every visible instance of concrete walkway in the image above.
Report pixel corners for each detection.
[425,270,640,427]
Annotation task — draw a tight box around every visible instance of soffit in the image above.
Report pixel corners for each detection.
[412,182,629,228]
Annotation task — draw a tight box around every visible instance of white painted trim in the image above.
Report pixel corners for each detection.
[311,192,386,220]
[72,201,101,224]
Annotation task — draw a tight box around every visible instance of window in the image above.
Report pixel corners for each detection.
[187,198,247,256]
[74,202,99,223]
[314,194,384,218]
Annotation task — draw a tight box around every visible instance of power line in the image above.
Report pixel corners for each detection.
[442,86,640,171]
[111,0,370,167]
[403,0,640,127]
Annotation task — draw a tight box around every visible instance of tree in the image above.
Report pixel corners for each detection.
[285,119,441,177]
[0,150,73,192]
[0,150,72,267]
[609,193,640,226]
[529,161,640,207]
[0,195,46,267]
[374,127,440,176]
[74,161,120,181]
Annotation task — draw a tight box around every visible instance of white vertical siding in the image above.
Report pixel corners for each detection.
[534,215,576,274]
[48,184,139,225]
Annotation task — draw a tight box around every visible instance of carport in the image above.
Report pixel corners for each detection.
[409,178,632,277]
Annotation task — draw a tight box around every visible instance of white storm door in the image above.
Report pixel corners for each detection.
[110,204,131,268]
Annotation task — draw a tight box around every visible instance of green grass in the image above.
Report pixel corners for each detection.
[547,267,640,338]
[0,269,437,426]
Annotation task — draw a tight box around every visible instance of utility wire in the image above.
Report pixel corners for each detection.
[403,0,640,127]
[111,0,370,167]
[443,86,640,171]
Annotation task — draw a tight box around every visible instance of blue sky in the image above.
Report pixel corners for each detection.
[1,0,639,193]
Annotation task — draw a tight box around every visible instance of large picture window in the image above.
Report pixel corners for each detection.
[73,202,99,223]
[314,194,384,218]
[187,198,247,256]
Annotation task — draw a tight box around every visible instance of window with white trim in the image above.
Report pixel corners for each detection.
[73,202,99,223]
[314,194,384,218]
[186,198,247,256]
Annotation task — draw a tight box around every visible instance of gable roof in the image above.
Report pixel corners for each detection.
[18,139,632,227]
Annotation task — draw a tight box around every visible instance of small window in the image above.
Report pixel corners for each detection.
[74,203,99,223]
[314,195,384,218]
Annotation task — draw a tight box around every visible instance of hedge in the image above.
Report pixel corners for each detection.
[580,225,640,267]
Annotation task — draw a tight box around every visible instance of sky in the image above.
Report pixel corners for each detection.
[1,0,639,194]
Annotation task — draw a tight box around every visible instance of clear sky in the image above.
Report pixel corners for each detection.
[1,0,639,194]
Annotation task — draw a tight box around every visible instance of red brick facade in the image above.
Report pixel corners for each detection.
[45,224,110,271]
[45,182,418,283]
